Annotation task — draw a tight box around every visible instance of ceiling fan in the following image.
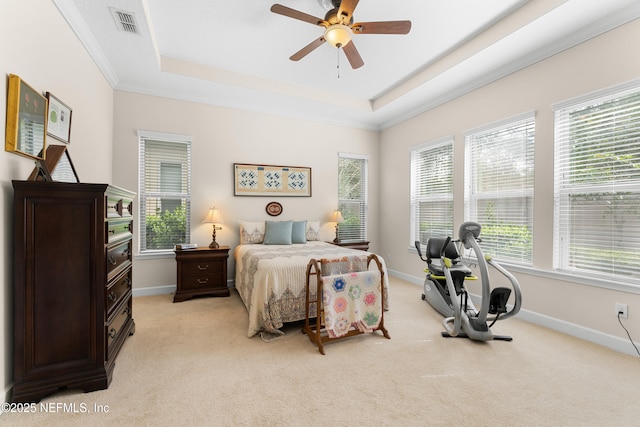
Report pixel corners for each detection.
[270,0,411,69]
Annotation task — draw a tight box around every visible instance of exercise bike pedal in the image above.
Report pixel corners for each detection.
[489,287,511,314]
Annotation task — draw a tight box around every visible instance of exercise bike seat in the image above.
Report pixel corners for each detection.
[426,237,472,277]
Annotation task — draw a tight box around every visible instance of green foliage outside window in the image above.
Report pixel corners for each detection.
[145,204,187,250]
[479,224,532,261]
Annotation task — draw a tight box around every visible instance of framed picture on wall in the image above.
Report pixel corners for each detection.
[4,74,47,160]
[46,92,72,143]
[234,163,312,197]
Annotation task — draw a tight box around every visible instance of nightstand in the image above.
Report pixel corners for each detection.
[329,241,370,251]
[174,246,230,302]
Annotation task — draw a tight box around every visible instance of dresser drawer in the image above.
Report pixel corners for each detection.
[107,240,131,281]
[181,258,223,276]
[106,219,133,244]
[181,271,225,291]
[105,195,133,219]
[106,298,132,358]
[106,269,132,317]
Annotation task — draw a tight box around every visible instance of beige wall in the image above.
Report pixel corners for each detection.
[112,92,381,291]
[379,19,640,349]
[1,0,114,401]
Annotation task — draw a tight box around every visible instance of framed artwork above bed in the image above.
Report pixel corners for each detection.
[234,163,311,197]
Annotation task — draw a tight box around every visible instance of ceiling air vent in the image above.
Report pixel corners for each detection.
[110,8,140,35]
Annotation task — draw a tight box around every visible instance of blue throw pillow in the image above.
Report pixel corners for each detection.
[263,221,293,245]
[291,220,307,244]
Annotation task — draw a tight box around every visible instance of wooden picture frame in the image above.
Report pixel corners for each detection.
[46,92,72,143]
[5,74,47,160]
[234,163,312,197]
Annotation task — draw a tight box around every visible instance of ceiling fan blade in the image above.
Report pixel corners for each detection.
[337,0,359,24]
[290,36,326,61]
[353,20,412,34]
[270,4,326,26]
[342,41,364,69]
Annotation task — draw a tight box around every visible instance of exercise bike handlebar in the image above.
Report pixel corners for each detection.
[440,236,452,258]
[414,240,427,262]
[438,236,465,336]
[466,234,491,324]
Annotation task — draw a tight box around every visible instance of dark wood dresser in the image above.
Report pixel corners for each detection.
[11,181,136,403]
[174,246,230,302]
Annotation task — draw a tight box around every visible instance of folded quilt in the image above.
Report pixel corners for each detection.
[322,270,382,338]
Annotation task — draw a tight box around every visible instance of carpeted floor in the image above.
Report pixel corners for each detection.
[2,277,639,426]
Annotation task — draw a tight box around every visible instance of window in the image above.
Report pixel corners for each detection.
[338,153,368,241]
[138,131,192,253]
[464,113,535,264]
[410,138,454,248]
[554,82,640,284]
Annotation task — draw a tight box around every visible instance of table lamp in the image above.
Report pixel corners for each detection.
[330,210,344,243]
[204,207,224,248]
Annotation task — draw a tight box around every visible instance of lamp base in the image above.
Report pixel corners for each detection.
[209,240,220,249]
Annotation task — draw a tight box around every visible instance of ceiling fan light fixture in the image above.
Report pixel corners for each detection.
[324,24,352,48]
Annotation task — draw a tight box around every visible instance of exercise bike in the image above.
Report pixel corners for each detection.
[415,221,522,341]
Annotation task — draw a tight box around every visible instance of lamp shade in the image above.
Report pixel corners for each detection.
[324,24,353,48]
[330,210,344,223]
[204,207,224,224]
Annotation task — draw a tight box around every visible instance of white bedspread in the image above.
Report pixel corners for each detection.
[234,241,389,339]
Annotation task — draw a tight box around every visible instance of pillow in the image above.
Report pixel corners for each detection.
[306,221,320,241]
[263,220,293,245]
[291,220,307,244]
[239,221,265,244]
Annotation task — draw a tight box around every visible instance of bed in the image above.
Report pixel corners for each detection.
[234,220,389,340]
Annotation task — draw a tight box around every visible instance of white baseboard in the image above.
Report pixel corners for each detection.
[132,284,175,297]
[387,269,639,357]
[131,280,235,298]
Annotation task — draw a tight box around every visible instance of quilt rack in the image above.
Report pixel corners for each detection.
[303,253,390,354]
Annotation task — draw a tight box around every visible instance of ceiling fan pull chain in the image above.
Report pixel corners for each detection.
[337,46,341,78]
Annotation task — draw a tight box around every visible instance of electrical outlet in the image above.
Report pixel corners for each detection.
[615,303,628,319]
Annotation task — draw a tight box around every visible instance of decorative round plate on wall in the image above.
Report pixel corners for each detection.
[266,201,283,216]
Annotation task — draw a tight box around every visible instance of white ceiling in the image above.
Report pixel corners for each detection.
[55,0,640,130]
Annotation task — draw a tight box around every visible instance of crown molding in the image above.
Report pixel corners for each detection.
[52,0,119,88]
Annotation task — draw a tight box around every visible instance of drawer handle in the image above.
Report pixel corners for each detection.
[108,255,117,265]
[124,277,131,285]
[109,229,116,234]
[197,264,209,271]
[107,204,118,212]
[108,328,117,339]
[108,291,117,302]
[197,278,209,284]
[122,249,129,257]
[123,307,130,315]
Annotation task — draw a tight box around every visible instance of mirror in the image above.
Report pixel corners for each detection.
[5,74,47,160]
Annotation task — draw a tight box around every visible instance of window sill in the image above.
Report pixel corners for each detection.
[134,251,175,261]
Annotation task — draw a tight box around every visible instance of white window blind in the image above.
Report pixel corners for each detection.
[464,113,535,264]
[554,83,640,284]
[410,138,454,248]
[338,153,368,242]
[138,131,192,252]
